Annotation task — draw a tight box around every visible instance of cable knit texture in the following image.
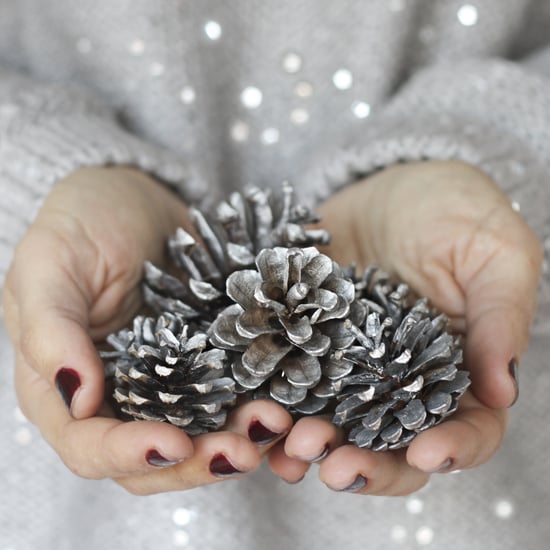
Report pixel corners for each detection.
[1,1,549,549]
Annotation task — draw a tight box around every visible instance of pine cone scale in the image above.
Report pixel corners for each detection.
[226,242,256,268]
[226,270,263,310]
[394,399,427,431]
[279,353,322,388]
[269,374,307,405]
[426,390,453,414]
[310,377,343,398]
[208,305,249,349]
[321,355,355,379]
[299,253,333,288]
[235,308,281,339]
[241,333,292,376]
[294,329,331,356]
[290,394,330,414]
[279,315,313,345]
[232,356,270,390]
[256,247,291,291]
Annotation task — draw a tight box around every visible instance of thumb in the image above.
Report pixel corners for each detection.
[6,237,106,419]
[463,245,541,409]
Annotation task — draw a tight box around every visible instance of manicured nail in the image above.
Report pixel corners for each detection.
[508,359,519,407]
[428,458,454,474]
[209,453,246,478]
[55,368,81,412]
[284,475,305,485]
[146,449,184,468]
[248,420,281,445]
[336,475,367,493]
[308,444,330,463]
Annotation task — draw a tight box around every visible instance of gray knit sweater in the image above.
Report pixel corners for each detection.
[1,1,550,549]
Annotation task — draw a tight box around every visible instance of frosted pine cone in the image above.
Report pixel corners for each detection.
[102,313,236,435]
[100,185,472,450]
[208,246,362,413]
[143,183,330,323]
[332,268,470,451]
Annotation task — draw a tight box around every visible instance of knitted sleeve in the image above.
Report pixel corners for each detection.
[302,54,550,244]
[0,64,191,284]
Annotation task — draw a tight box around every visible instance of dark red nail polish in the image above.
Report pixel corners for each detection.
[55,368,81,411]
[248,419,280,445]
[338,475,367,493]
[146,450,182,468]
[508,359,519,407]
[209,453,245,478]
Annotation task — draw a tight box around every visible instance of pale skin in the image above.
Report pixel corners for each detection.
[2,160,542,496]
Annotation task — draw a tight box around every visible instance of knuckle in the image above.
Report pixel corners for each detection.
[20,324,45,366]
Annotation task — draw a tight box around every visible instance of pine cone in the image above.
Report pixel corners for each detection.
[332,267,470,451]
[208,246,362,414]
[143,183,330,324]
[100,185,472,449]
[102,313,236,435]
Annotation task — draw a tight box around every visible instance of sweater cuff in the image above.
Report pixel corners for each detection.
[0,101,204,285]
[300,58,550,242]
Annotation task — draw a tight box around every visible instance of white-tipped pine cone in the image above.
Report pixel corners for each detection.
[143,183,330,324]
[100,185,472,450]
[208,246,362,413]
[102,313,236,435]
[331,268,470,451]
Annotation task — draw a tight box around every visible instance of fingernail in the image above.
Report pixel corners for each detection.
[427,458,453,474]
[508,358,519,407]
[306,444,330,463]
[146,449,185,468]
[284,475,305,485]
[296,443,330,464]
[248,419,281,445]
[209,453,246,478]
[55,368,81,412]
[336,475,367,493]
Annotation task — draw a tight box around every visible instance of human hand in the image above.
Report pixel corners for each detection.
[268,160,542,494]
[2,166,292,494]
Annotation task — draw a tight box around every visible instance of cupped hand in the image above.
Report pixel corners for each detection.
[2,166,292,494]
[269,160,542,493]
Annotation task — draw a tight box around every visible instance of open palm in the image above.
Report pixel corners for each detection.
[2,166,293,494]
[269,160,542,495]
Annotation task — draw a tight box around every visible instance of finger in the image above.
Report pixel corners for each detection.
[10,234,106,418]
[319,446,429,496]
[224,399,293,452]
[407,392,508,474]
[17,350,262,488]
[284,416,345,463]
[15,353,193,478]
[268,440,310,483]
[118,431,263,496]
[461,229,542,408]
